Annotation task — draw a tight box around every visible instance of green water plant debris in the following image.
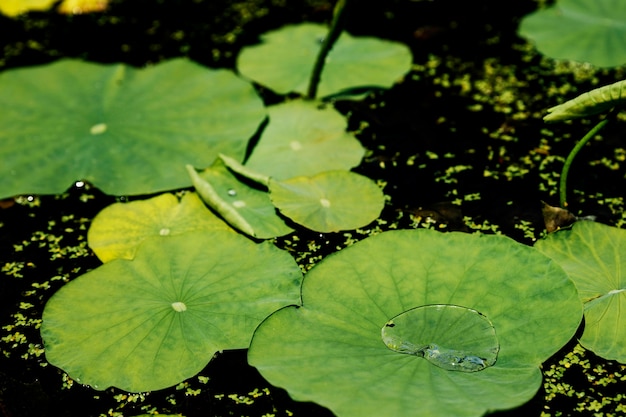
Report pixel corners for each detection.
[518,0,626,68]
[237,23,413,98]
[535,221,626,363]
[249,229,583,417]
[88,192,233,262]
[381,304,499,372]
[41,231,303,392]
[187,161,294,239]
[0,58,266,198]
[244,100,365,179]
[269,171,384,233]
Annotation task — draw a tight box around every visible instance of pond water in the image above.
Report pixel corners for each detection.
[2,0,626,416]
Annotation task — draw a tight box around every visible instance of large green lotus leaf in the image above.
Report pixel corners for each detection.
[518,0,626,68]
[237,23,412,97]
[88,192,233,263]
[244,100,364,179]
[0,58,266,198]
[187,161,294,239]
[249,229,582,417]
[41,231,303,392]
[535,221,626,362]
[269,171,384,233]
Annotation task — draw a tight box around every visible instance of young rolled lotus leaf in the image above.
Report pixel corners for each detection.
[237,23,412,98]
[0,58,266,198]
[41,231,303,392]
[88,192,233,262]
[542,79,626,122]
[244,100,365,180]
[187,161,294,239]
[535,221,626,363]
[269,171,384,233]
[249,229,583,417]
[518,0,626,68]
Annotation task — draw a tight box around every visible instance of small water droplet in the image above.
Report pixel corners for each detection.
[232,200,246,208]
[75,181,85,188]
[171,301,187,312]
[381,304,499,372]
[227,189,237,196]
[290,141,303,151]
[320,198,331,208]
[159,228,171,236]
[90,123,107,135]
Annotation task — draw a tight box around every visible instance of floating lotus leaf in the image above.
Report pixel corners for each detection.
[518,0,626,68]
[249,229,582,417]
[88,192,233,262]
[41,231,303,392]
[535,221,626,362]
[244,100,365,179]
[0,58,266,198]
[237,23,413,97]
[187,161,293,239]
[269,171,384,233]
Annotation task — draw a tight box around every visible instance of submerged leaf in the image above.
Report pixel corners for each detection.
[249,229,582,417]
[42,231,303,392]
[244,100,364,179]
[535,221,626,362]
[237,23,412,97]
[0,58,265,198]
[269,171,384,233]
[88,192,232,262]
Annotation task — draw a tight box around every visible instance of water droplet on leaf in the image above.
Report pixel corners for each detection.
[90,123,107,135]
[227,189,237,196]
[159,228,170,236]
[381,304,499,372]
[171,301,187,312]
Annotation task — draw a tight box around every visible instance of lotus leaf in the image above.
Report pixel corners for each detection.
[269,171,384,233]
[0,58,266,198]
[187,161,293,239]
[244,100,365,179]
[41,231,303,392]
[518,0,626,68]
[535,221,626,362]
[88,192,233,262]
[249,229,582,417]
[237,23,413,97]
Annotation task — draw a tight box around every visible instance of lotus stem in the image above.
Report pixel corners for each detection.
[306,0,351,99]
[559,115,614,208]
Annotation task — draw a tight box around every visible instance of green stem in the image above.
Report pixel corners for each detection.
[559,117,612,207]
[306,0,351,100]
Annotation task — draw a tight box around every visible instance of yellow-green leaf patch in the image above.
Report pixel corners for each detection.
[88,192,232,262]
